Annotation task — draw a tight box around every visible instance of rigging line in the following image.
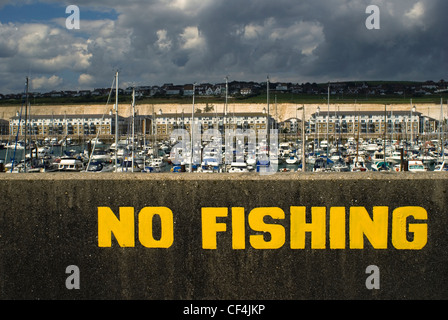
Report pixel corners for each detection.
[10,80,28,172]
[86,75,116,171]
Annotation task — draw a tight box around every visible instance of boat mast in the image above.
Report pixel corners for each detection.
[410,99,413,144]
[132,87,135,172]
[114,71,119,172]
[190,82,196,172]
[266,75,270,150]
[297,105,306,172]
[24,76,29,173]
[356,113,360,166]
[444,99,447,162]
[383,104,387,163]
[390,105,394,144]
[440,98,444,162]
[275,95,277,132]
[225,75,228,121]
[224,76,228,172]
[327,82,330,162]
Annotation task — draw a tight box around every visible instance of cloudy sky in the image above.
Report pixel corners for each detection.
[0,0,446,93]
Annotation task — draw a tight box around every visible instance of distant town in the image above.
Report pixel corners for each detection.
[1,79,447,104]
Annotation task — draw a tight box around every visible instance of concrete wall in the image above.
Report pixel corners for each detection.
[0,172,447,300]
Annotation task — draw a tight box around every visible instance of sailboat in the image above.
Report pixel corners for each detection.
[285,153,299,164]
[86,72,118,172]
[8,77,30,173]
[350,155,368,172]
[434,161,448,171]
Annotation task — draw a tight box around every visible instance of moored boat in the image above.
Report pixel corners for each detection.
[407,160,427,172]
[58,157,85,172]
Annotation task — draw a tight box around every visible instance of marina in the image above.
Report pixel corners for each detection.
[1,134,446,173]
[1,75,446,174]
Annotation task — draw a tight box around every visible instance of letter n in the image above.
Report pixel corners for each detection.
[98,207,135,247]
[350,207,388,249]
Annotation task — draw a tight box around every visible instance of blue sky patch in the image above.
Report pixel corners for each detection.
[0,2,118,24]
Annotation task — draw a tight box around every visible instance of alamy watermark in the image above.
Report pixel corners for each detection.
[66,5,80,30]
[365,5,380,30]
[65,265,80,289]
[169,125,278,175]
[365,265,380,290]
[66,4,380,31]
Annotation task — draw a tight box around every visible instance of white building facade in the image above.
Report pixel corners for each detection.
[153,111,276,137]
[9,113,125,137]
[309,110,439,139]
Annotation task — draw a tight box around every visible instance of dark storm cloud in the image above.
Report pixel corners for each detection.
[302,0,448,81]
[113,0,447,84]
[0,0,446,92]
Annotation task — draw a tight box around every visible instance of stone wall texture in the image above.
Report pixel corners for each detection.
[0,172,447,300]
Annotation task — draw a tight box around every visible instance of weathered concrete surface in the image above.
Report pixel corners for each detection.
[0,172,447,300]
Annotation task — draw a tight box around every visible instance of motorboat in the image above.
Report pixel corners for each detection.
[320,140,328,149]
[6,141,25,150]
[370,151,386,163]
[285,155,298,164]
[90,149,111,162]
[148,157,166,168]
[142,166,161,173]
[350,156,368,172]
[197,157,220,173]
[407,160,427,172]
[33,156,59,172]
[86,160,114,172]
[197,163,220,173]
[365,143,379,152]
[116,159,142,172]
[417,154,437,165]
[37,146,52,158]
[386,151,403,164]
[58,157,85,172]
[371,161,391,172]
[313,158,330,172]
[434,161,448,172]
[228,162,249,173]
[332,161,350,172]
[246,154,257,166]
[329,153,343,162]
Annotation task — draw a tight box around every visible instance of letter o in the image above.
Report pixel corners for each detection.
[139,207,174,248]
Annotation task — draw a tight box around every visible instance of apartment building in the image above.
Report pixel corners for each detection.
[9,113,126,137]
[152,110,275,137]
[310,110,440,139]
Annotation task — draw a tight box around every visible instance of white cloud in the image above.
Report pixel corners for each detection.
[156,29,172,51]
[165,0,212,15]
[405,1,425,20]
[242,18,275,40]
[180,26,205,50]
[31,75,63,90]
[0,22,91,72]
[78,73,94,86]
[243,24,264,40]
[269,21,324,56]
[404,1,427,29]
